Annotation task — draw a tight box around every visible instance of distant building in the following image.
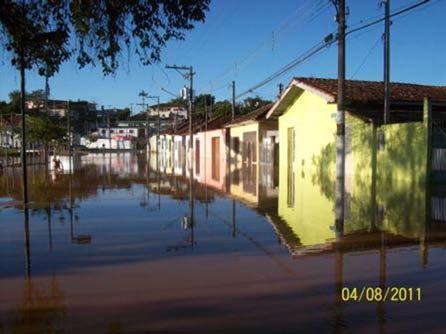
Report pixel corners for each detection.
[97,126,144,139]
[26,99,96,118]
[148,102,187,119]
[0,114,21,148]
[126,112,177,137]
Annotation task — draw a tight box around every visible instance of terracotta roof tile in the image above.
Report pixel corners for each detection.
[295,77,446,104]
[226,103,273,127]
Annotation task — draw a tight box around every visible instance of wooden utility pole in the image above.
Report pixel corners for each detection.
[19,48,29,206]
[165,65,195,178]
[139,90,149,139]
[278,83,284,99]
[335,0,346,236]
[107,108,111,150]
[66,101,71,152]
[383,0,391,124]
[231,81,236,120]
[148,95,160,155]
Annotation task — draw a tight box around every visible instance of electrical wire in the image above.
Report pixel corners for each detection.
[349,34,382,80]
[234,0,433,100]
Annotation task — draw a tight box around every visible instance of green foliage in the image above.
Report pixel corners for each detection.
[25,115,67,146]
[116,108,131,121]
[194,93,215,116]
[0,1,210,76]
[8,90,21,114]
[0,2,69,75]
[212,100,232,118]
[239,96,272,114]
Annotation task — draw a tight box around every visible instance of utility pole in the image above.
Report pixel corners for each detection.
[67,101,72,173]
[19,47,28,206]
[334,0,346,236]
[107,108,111,150]
[383,0,391,124]
[44,67,50,115]
[148,95,160,156]
[278,83,284,98]
[165,65,195,178]
[66,101,71,152]
[139,90,149,139]
[231,81,236,120]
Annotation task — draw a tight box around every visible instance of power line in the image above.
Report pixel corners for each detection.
[210,0,331,88]
[349,35,381,80]
[236,34,336,99]
[345,0,430,36]
[235,0,433,100]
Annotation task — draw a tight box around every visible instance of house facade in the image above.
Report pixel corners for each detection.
[225,104,278,165]
[266,77,446,251]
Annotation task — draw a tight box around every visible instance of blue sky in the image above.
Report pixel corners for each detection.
[1,0,445,112]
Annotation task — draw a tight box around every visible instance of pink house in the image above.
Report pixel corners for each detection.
[191,115,230,192]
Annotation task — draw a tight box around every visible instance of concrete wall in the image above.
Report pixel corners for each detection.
[276,89,430,249]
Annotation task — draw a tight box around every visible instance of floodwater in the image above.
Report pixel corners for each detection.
[0,152,446,333]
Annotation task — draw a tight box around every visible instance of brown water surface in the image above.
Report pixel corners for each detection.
[0,153,445,333]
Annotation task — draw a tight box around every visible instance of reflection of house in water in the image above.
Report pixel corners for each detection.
[81,153,142,176]
[228,161,278,211]
[266,77,446,254]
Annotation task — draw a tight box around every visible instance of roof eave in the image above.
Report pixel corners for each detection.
[266,79,335,119]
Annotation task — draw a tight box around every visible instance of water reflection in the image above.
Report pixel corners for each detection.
[1,151,446,333]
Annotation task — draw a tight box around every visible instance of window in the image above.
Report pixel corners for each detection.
[119,130,124,134]
[101,130,106,135]
[129,129,134,134]
[242,131,257,163]
[232,137,240,154]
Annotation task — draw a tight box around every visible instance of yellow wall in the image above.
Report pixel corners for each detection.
[229,122,259,163]
[277,89,429,248]
[277,90,337,246]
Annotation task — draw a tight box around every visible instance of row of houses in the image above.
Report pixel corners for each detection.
[151,76,446,183]
[148,76,446,256]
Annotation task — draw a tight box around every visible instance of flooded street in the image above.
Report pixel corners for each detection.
[1,152,446,333]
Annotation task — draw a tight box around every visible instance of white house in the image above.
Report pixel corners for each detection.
[149,105,188,119]
[80,137,134,150]
[97,126,144,139]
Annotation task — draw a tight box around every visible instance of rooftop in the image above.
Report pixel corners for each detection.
[225,103,273,127]
[296,77,446,105]
[267,77,446,123]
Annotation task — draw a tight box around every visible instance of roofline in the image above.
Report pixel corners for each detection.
[294,80,335,102]
[266,78,335,119]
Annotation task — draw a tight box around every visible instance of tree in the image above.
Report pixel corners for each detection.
[7,91,21,114]
[25,115,67,165]
[239,96,272,114]
[194,94,215,117]
[0,101,9,115]
[116,108,131,121]
[1,0,210,204]
[212,100,232,118]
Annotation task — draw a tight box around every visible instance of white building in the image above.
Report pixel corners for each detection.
[97,126,144,139]
[0,129,21,148]
[80,137,134,150]
[149,105,187,119]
